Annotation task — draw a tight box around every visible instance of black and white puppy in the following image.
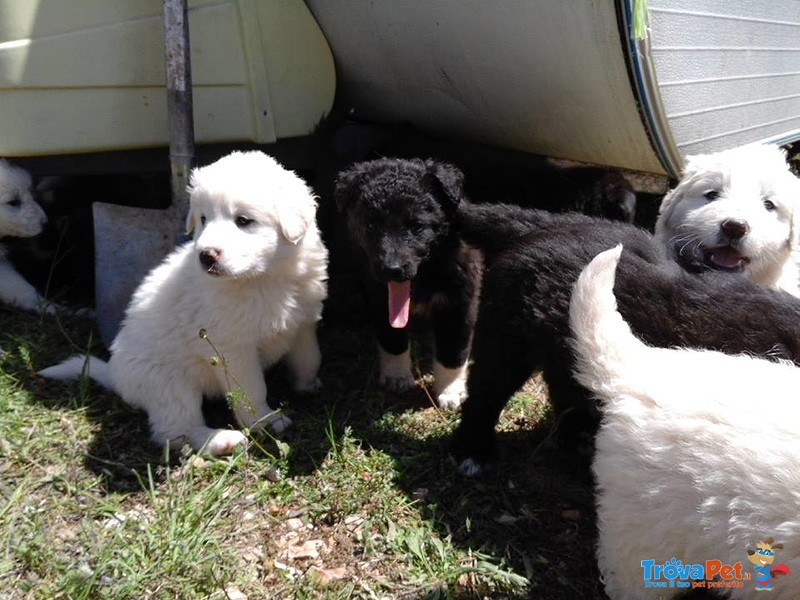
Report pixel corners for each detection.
[453,202,800,475]
[334,158,482,408]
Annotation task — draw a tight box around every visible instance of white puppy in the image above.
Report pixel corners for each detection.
[39,151,328,456]
[655,143,800,296]
[0,158,53,313]
[569,245,800,599]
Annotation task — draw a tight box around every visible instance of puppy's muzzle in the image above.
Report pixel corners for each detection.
[700,219,751,272]
[199,248,223,275]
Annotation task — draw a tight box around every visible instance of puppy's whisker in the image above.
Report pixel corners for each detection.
[675,236,702,258]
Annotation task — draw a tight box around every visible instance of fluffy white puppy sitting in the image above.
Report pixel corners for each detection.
[569,245,800,600]
[654,143,800,296]
[40,151,328,456]
[0,158,53,313]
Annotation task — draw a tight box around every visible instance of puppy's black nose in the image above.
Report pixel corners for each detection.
[199,248,221,270]
[380,264,407,281]
[720,219,749,241]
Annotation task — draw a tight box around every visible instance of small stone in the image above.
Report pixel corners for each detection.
[286,539,323,560]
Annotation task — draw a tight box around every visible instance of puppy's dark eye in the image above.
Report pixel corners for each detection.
[200,215,207,226]
[235,216,254,229]
[704,190,720,201]
[8,197,21,208]
[408,221,425,234]
[764,199,776,211]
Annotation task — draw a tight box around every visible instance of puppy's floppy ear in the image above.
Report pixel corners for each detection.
[278,200,316,244]
[185,208,198,236]
[185,170,201,235]
[654,187,681,237]
[655,154,705,238]
[422,160,465,209]
[333,166,366,212]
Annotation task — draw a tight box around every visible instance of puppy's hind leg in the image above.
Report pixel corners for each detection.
[286,323,322,393]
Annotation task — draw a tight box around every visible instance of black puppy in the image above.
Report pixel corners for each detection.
[453,202,800,475]
[334,158,482,408]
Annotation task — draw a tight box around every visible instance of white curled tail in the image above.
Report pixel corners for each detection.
[568,245,646,395]
[38,355,115,392]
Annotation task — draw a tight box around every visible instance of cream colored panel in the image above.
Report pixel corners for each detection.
[2,87,255,155]
[0,0,335,155]
[307,0,664,173]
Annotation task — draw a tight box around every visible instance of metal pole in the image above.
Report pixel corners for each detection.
[163,0,195,236]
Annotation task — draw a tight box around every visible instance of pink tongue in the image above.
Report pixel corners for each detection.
[388,281,411,329]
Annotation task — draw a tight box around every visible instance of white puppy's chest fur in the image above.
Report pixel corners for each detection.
[110,240,323,403]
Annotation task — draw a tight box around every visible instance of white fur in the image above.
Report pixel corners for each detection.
[655,143,800,295]
[39,151,328,455]
[0,159,53,313]
[569,246,800,599]
[378,346,415,392]
[377,348,467,408]
[432,360,468,409]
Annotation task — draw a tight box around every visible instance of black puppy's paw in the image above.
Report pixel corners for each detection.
[451,426,496,477]
[456,456,493,477]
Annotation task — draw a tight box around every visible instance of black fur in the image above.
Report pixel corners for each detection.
[453,202,800,473]
[334,158,482,381]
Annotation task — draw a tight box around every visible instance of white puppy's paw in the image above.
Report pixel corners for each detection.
[39,301,58,316]
[266,412,293,436]
[436,388,467,410]
[293,377,322,394]
[204,429,248,456]
[378,347,415,392]
[433,361,468,409]
[249,410,292,437]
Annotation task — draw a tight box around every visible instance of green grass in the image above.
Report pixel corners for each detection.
[0,302,604,599]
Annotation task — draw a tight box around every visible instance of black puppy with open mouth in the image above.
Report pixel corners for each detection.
[334,158,482,408]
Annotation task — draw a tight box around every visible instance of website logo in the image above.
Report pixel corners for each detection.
[641,558,749,592]
[641,537,791,592]
[746,538,791,592]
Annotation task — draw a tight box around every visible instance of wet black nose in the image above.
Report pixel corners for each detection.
[379,263,406,281]
[199,248,221,270]
[720,219,749,241]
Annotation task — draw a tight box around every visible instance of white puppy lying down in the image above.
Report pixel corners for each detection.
[569,245,800,599]
[654,143,800,296]
[40,151,328,456]
[0,158,53,313]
